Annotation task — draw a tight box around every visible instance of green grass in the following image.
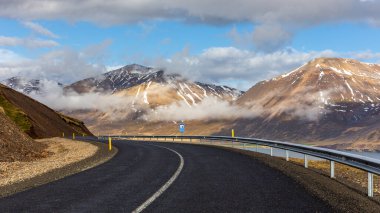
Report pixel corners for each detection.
[0,94,32,132]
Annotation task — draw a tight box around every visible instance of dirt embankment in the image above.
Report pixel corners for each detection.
[0,138,97,187]
[0,111,47,162]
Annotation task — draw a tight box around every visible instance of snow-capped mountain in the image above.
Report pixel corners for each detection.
[61,64,243,136]
[66,64,243,106]
[221,58,380,148]
[1,77,63,94]
[238,57,380,110]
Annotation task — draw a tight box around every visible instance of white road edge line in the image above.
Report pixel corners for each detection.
[132,144,184,213]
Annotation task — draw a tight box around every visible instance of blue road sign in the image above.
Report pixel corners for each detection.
[179,123,185,133]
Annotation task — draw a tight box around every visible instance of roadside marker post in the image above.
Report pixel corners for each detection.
[286,150,289,161]
[72,133,75,140]
[179,123,185,143]
[231,129,235,137]
[330,161,335,178]
[108,137,112,151]
[368,172,374,197]
[304,155,308,168]
[62,132,65,138]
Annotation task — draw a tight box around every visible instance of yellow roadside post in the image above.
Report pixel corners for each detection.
[62,132,65,138]
[231,129,235,147]
[108,137,112,151]
[73,133,75,140]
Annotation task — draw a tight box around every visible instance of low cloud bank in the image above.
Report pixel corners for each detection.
[142,97,261,121]
[30,80,329,122]
[30,79,134,112]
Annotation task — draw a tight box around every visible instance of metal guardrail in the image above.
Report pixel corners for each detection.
[111,135,380,197]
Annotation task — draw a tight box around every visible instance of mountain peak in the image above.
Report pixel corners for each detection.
[274,57,380,81]
[240,57,380,109]
[121,63,151,71]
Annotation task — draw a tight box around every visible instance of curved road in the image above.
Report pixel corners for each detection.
[0,140,331,212]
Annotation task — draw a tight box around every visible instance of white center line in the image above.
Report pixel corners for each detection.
[132,144,184,213]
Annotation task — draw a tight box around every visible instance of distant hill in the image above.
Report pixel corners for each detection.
[0,84,92,138]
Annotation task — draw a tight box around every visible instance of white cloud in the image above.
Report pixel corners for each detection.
[0,49,28,63]
[0,0,377,25]
[252,24,293,52]
[0,45,108,83]
[2,45,380,92]
[22,21,59,38]
[0,36,59,48]
[143,96,259,121]
[153,47,336,90]
[1,0,380,51]
[152,47,380,90]
[30,80,134,112]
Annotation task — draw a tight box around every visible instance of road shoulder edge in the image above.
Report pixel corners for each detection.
[0,140,118,198]
[214,146,380,212]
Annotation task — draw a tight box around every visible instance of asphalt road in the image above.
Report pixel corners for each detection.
[0,140,331,212]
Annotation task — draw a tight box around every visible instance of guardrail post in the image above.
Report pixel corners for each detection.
[368,172,374,197]
[304,155,308,168]
[255,144,258,152]
[243,143,246,150]
[270,147,273,156]
[330,161,335,178]
[286,150,289,161]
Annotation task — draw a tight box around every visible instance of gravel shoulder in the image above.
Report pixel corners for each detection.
[0,137,117,198]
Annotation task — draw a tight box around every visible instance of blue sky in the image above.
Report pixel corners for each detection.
[3,19,380,61]
[1,0,380,90]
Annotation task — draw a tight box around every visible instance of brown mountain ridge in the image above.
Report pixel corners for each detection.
[218,58,380,149]
[0,84,92,138]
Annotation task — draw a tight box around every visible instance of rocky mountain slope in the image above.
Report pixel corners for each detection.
[1,77,63,94]
[0,84,92,138]
[0,108,47,162]
[4,59,380,150]
[218,58,380,149]
[66,64,242,104]
[62,64,243,135]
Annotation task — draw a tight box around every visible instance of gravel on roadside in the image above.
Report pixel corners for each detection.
[0,137,117,198]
